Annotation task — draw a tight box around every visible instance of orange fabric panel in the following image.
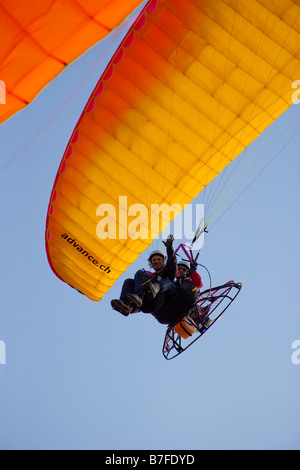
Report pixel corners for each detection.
[0,0,143,124]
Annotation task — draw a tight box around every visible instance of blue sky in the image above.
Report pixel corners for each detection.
[0,3,299,450]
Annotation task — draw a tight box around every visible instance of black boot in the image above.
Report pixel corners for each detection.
[111,299,133,316]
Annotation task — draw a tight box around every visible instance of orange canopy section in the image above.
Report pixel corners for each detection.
[46,0,300,301]
[0,0,143,124]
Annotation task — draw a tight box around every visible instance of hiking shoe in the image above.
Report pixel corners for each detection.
[126,293,143,308]
[111,299,133,316]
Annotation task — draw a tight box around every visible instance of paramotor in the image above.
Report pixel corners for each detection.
[163,280,242,360]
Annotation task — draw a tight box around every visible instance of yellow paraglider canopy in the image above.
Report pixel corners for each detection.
[45,0,300,301]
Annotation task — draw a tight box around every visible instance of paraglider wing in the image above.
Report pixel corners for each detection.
[45,0,300,301]
[0,0,144,124]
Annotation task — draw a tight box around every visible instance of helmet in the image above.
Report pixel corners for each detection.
[177,260,190,269]
[148,250,166,267]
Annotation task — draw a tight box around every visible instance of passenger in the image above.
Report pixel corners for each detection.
[111,235,176,316]
[151,259,202,325]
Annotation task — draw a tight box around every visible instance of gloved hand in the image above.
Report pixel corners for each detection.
[189,260,198,273]
[162,234,174,250]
